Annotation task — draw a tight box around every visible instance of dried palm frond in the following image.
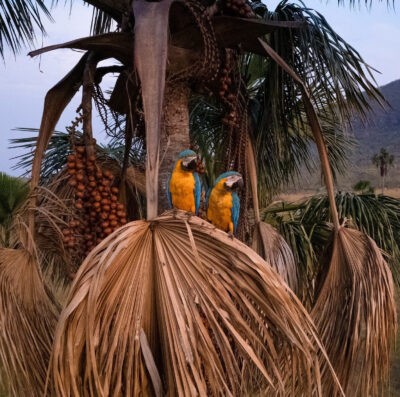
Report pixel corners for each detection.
[0,248,60,396]
[261,40,397,395]
[312,226,397,397]
[252,221,298,293]
[49,211,342,396]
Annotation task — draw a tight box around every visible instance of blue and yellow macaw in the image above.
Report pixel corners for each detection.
[206,171,243,233]
[167,150,201,214]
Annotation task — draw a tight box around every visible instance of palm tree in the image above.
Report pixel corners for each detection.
[372,148,394,194]
[0,0,397,396]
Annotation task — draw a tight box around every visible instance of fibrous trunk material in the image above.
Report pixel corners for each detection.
[158,82,191,214]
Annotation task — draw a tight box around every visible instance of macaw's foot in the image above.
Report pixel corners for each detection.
[227,231,234,240]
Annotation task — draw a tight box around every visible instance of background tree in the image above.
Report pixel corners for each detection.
[372,147,394,194]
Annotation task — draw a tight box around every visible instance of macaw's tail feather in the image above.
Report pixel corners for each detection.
[0,248,60,396]
[252,221,298,293]
[48,211,342,396]
[312,227,397,397]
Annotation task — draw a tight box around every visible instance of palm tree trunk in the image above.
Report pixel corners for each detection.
[158,82,191,214]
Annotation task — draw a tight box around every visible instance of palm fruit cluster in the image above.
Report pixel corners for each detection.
[63,145,127,257]
[218,66,240,129]
[196,156,206,174]
[220,0,255,18]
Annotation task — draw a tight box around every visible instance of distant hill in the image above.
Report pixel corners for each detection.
[288,79,400,193]
[341,78,400,190]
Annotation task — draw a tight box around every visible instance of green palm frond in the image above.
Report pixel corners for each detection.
[90,7,114,35]
[10,128,145,182]
[263,192,400,295]
[336,0,394,5]
[0,0,53,58]
[251,0,384,123]
[0,173,29,225]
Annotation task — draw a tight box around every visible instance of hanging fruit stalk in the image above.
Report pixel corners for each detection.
[63,55,128,259]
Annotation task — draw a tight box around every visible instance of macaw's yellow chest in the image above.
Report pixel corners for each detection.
[169,166,196,213]
[207,183,234,233]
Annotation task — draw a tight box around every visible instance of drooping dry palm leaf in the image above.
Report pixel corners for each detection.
[247,140,298,292]
[0,248,59,396]
[252,221,298,293]
[260,39,397,395]
[312,227,397,396]
[48,211,342,396]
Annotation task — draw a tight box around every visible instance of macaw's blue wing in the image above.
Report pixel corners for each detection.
[194,172,201,215]
[231,192,240,233]
[167,173,172,209]
[205,186,211,208]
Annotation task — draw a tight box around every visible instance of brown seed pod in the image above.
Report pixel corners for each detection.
[111,203,117,210]
[76,161,85,170]
[76,191,84,199]
[67,168,77,176]
[77,183,85,192]
[104,228,112,235]
[89,181,96,188]
[101,191,108,197]
[110,195,118,202]
[111,187,119,194]
[75,202,83,210]
[102,205,111,212]
[109,214,117,221]
[67,161,76,169]
[219,91,225,97]
[85,234,93,241]
[93,202,101,208]
[76,173,84,181]
[98,185,104,192]
[63,228,71,236]
[117,203,124,210]
[102,179,110,187]
[95,206,101,213]
[104,170,113,180]
[67,154,76,162]
[88,175,95,182]
[68,178,77,187]
[88,154,96,162]
[87,165,95,172]
[100,212,108,220]
[101,221,109,228]
[67,240,75,248]
[76,146,85,154]
[94,195,102,202]
[90,211,97,217]
[120,218,127,224]
[116,211,126,218]
[95,171,103,179]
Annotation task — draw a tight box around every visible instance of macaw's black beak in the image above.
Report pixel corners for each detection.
[181,156,197,171]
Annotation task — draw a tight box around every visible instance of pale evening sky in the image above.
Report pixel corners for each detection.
[0,1,399,175]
